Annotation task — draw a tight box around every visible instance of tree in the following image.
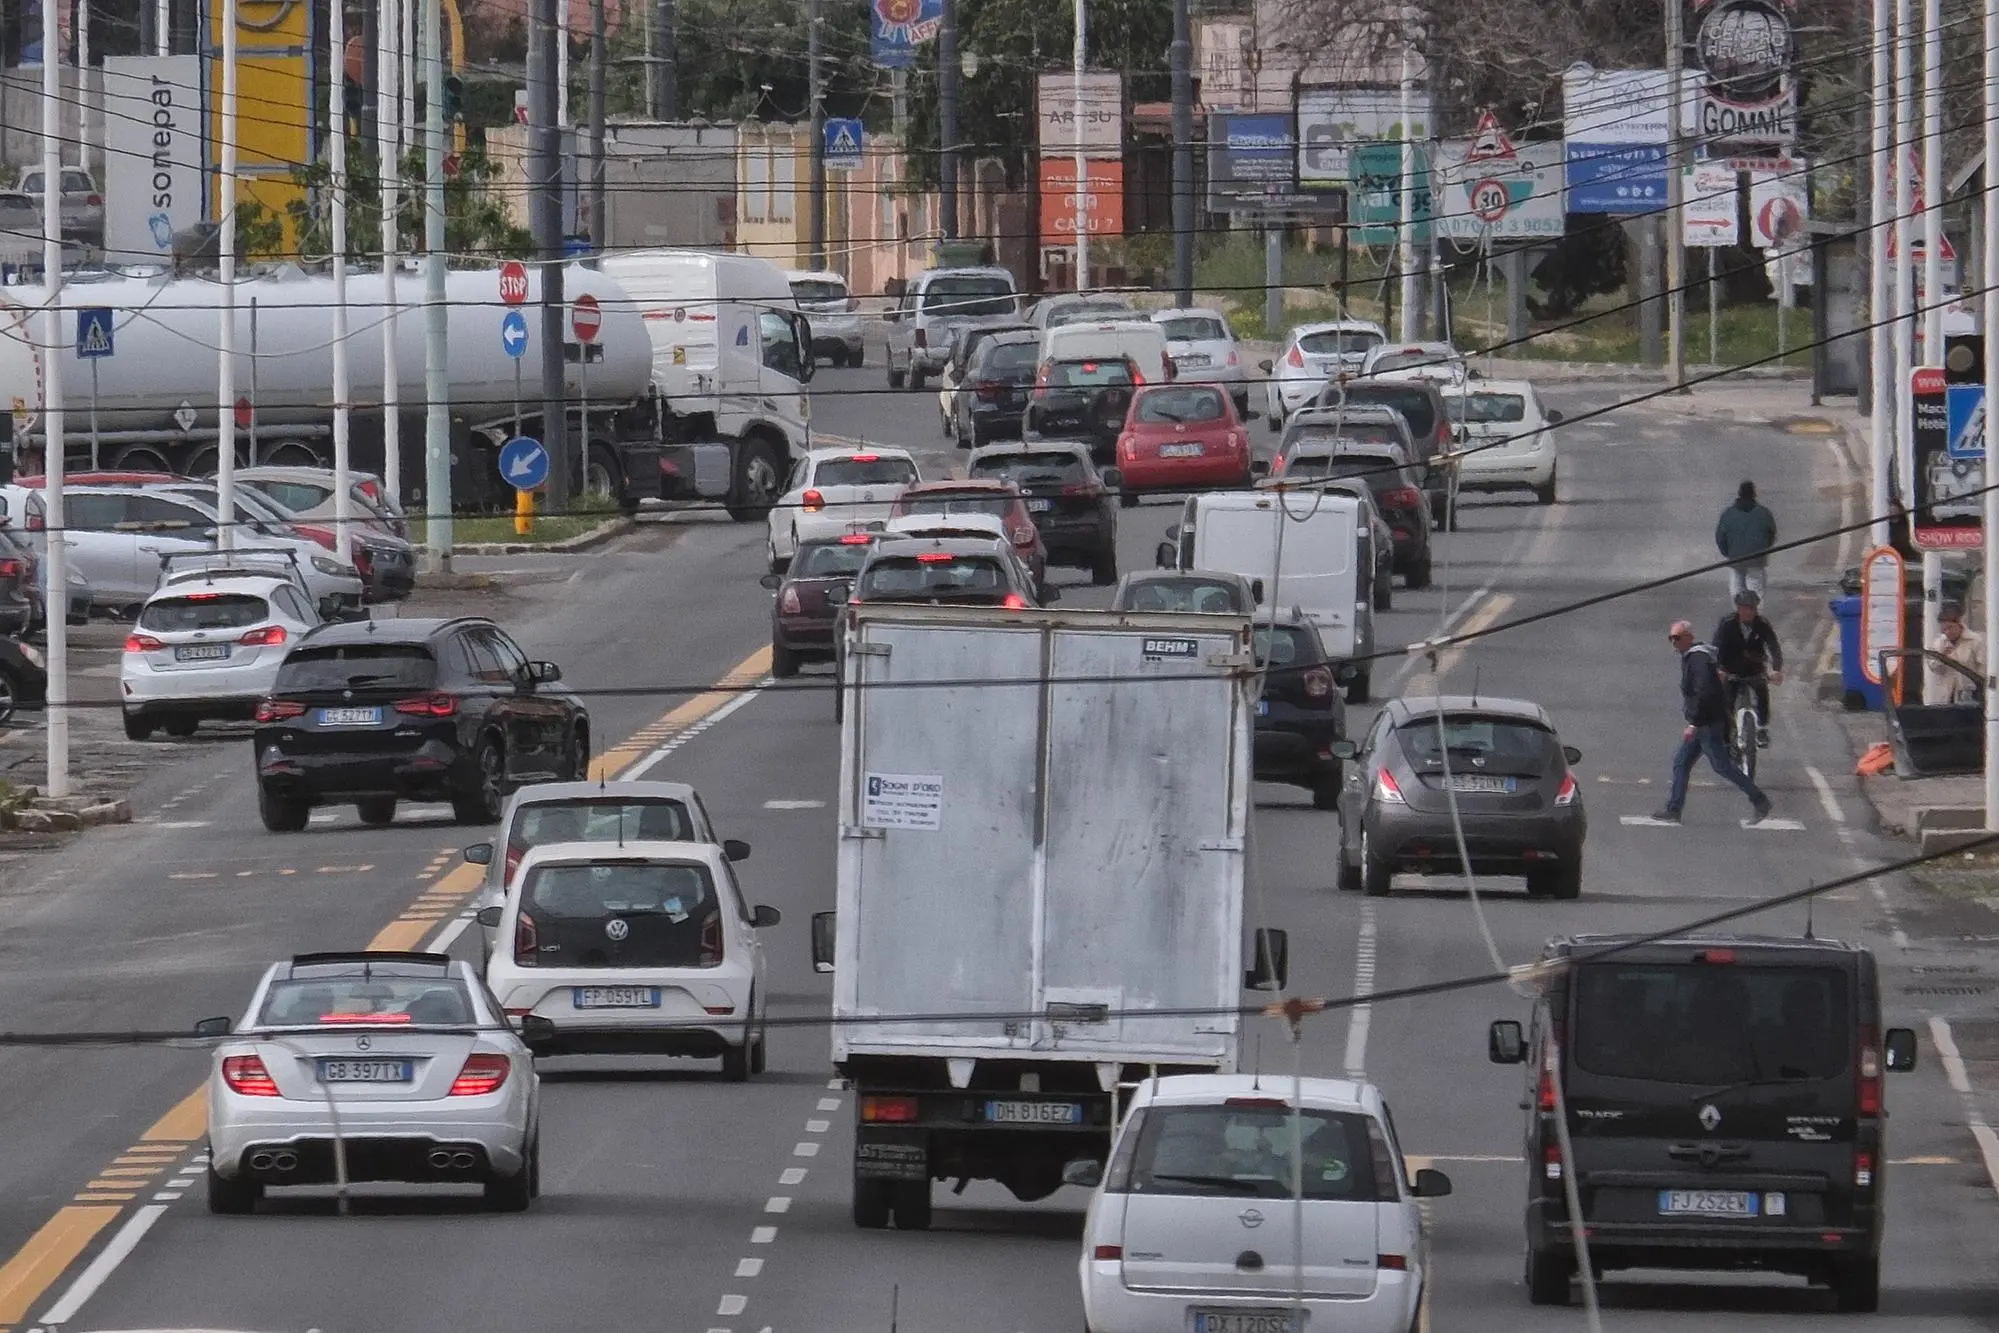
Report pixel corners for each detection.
[237,148,531,265]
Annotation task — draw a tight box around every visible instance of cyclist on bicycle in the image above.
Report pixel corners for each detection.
[1712,589,1784,748]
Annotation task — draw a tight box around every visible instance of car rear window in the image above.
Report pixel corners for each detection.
[813,457,919,488]
[1158,316,1229,342]
[1120,579,1243,613]
[860,555,1010,600]
[1336,385,1439,438]
[140,593,270,631]
[1447,393,1529,424]
[1252,625,1316,667]
[1287,422,1405,451]
[1048,302,1136,327]
[790,279,847,303]
[62,171,93,192]
[276,643,437,692]
[257,976,475,1027]
[922,277,1015,316]
[1284,453,1415,490]
[1572,963,1852,1085]
[1119,1105,1394,1202]
[899,492,1015,520]
[509,798,695,855]
[1396,713,1555,777]
[792,540,874,578]
[1299,329,1383,356]
[1372,350,1457,374]
[522,861,721,968]
[970,452,1089,488]
[1046,359,1134,388]
[245,479,335,512]
[1135,387,1225,424]
[981,341,1040,372]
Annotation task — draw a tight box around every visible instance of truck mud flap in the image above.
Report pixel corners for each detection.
[855,1132,928,1182]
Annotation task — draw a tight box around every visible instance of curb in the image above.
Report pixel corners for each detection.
[447,516,633,558]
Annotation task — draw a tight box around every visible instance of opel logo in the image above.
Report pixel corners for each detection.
[605,918,630,942]
[355,1035,371,1051]
[1698,1103,1723,1132]
[1238,1207,1265,1229]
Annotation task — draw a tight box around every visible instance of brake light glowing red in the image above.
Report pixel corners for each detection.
[514,911,538,966]
[1286,345,1305,368]
[780,585,802,614]
[1093,1245,1123,1261]
[0,559,19,578]
[1858,1027,1883,1116]
[1699,948,1737,964]
[448,1052,510,1096]
[1374,769,1405,804]
[1384,487,1423,509]
[1081,361,1099,373]
[1002,593,1029,610]
[861,1095,919,1122]
[255,698,305,722]
[318,1012,412,1024]
[124,633,163,653]
[1555,773,1578,806]
[393,693,459,718]
[239,625,288,647]
[849,453,879,463]
[916,551,954,563]
[839,533,872,544]
[802,489,825,513]
[222,1054,281,1096]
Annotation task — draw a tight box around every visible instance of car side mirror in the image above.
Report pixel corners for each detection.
[519,1014,557,1045]
[1245,927,1288,991]
[759,572,782,590]
[1488,1019,1527,1064]
[1154,540,1175,570]
[1329,738,1359,760]
[811,910,837,973]
[752,904,782,928]
[1249,578,1265,603]
[534,661,563,684]
[475,905,504,929]
[1546,409,1565,425]
[1258,358,1274,374]
[1062,1158,1105,1188]
[1563,745,1583,764]
[1411,1167,1454,1198]
[193,1015,232,1038]
[463,841,493,865]
[1884,1027,1918,1071]
[1101,467,1122,491]
[724,838,751,862]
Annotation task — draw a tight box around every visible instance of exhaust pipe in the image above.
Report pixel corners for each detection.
[427,1149,454,1169]
[271,1151,298,1172]
[450,1150,477,1170]
[248,1151,275,1171]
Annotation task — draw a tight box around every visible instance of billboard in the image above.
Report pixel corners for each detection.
[1038,159,1126,248]
[1206,112,1295,197]
[871,0,942,69]
[1908,337,1987,550]
[102,55,205,266]
[1037,73,1124,158]
[1691,0,1798,147]
[1563,68,1672,213]
[1683,163,1741,246]
[1427,122,1566,242]
[1296,87,1427,190]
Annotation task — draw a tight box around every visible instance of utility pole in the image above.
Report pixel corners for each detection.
[1169,0,1193,304]
[938,0,959,239]
[1919,0,1943,650]
[1072,0,1088,290]
[531,0,571,510]
[1980,0,1997,831]
[40,0,70,798]
[589,0,606,260]
[654,0,677,119]
[1867,0,1892,548]
[218,0,240,550]
[77,0,91,180]
[422,0,452,563]
[808,0,826,266]
[1891,0,1913,564]
[330,0,353,566]
[379,0,402,506]
[1397,43,1416,342]
[1664,0,1688,390]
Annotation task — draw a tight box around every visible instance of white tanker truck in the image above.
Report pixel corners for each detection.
[0,248,814,520]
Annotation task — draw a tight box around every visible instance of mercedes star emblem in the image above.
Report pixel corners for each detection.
[1238,1207,1265,1229]
[605,918,630,942]
[1698,1103,1723,1132]
[355,1035,372,1051]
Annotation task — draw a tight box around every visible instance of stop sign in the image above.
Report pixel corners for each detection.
[498,260,529,305]
[571,293,602,344]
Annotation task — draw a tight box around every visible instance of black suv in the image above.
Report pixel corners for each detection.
[252,617,588,832]
[1023,355,1139,460]
[1488,934,1918,1312]
[1315,379,1460,528]
[966,441,1120,586]
[1250,609,1348,809]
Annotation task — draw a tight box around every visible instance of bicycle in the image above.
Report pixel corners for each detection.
[1721,670,1766,782]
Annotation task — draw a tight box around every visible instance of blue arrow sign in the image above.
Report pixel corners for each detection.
[498,436,549,491]
[824,118,864,173]
[500,310,530,359]
[77,307,114,359]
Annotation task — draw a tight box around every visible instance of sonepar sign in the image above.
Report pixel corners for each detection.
[101,56,204,264]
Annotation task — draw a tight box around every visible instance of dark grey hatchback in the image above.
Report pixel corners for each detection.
[1332,695,1585,898]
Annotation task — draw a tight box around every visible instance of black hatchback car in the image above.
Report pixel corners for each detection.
[966,441,1120,585]
[1250,610,1348,810]
[951,330,1042,450]
[1023,355,1140,460]
[251,617,588,832]
[1488,934,1918,1312]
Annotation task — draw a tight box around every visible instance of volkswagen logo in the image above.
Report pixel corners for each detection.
[355,1035,372,1051]
[605,918,630,942]
[1238,1207,1265,1229]
[1698,1103,1723,1132]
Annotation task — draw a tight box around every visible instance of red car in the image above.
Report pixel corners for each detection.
[1113,384,1253,507]
[760,533,877,677]
[889,479,1047,591]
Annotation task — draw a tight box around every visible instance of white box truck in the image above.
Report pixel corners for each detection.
[810,603,1289,1230]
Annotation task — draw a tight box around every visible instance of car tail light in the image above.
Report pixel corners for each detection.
[1374,769,1405,804]
[1081,361,1099,374]
[1270,455,1286,475]
[1858,1027,1883,1115]
[504,843,524,884]
[1302,667,1333,698]
[1118,433,1137,457]
[1554,773,1578,806]
[779,585,802,613]
[700,914,723,966]
[839,533,872,544]
[254,698,305,722]
[26,511,43,531]
[293,524,338,551]
[1035,360,1052,388]
[1286,345,1305,368]
[1009,525,1035,545]
[1002,592,1029,610]
[916,551,955,563]
[124,632,163,653]
[976,380,1003,400]
[1228,349,1240,367]
[393,693,459,718]
[514,911,538,966]
[351,544,375,577]
[1062,481,1101,498]
[1093,1245,1123,1261]
[1226,1097,1289,1108]
[1853,1149,1874,1188]
[1162,361,1175,381]
[222,1054,281,1097]
[861,1095,919,1122]
[0,559,19,578]
[1384,487,1423,510]
[1698,948,1737,964]
[239,625,288,647]
[1130,364,1147,387]
[1543,1142,1563,1180]
[1378,1254,1408,1271]
[802,488,825,513]
[86,193,102,207]
[849,453,879,463]
[449,1052,511,1096]
[1539,1020,1565,1112]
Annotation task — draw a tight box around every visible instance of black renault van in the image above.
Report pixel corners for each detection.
[1488,934,1917,1312]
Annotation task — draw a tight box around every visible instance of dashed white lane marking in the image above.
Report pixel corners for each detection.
[762,799,825,810]
[805,1119,830,1133]
[1740,818,1806,831]
[751,1226,776,1243]
[1342,903,1377,1080]
[792,1141,820,1157]
[778,1167,807,1185]
[1803,764,1846,824]
[140,820,211,829]
[764,1196,791,1213]
[167,871,218,880]
[718,1294,748,1316]
[816,1097,840,1111]
[624,684,770,781]
[734,1258,764,1278]
[1928,1016,1999,1200]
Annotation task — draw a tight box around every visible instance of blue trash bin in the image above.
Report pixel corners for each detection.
[1830,594,1885,711]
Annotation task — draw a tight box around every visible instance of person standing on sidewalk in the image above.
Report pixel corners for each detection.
[1715,480,1778,599]
[1924,601,1987,704]
[1653,619,1773,825]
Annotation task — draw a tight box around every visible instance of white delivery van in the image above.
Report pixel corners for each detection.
[1040,320,1171,384]
[1160,487,1375,701]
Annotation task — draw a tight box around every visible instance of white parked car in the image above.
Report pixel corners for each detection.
[786,268,865,367]
[478,840,778,1079]
[766,446,921,571]
[1264,321,1388,427]
[198,951,545,1214]
[1072,1074,1451,1333]
[1447,379,1563,505]
[121,566,323,739]
[1360,340,1469,387]
[1151,307,1250,416]
[462,779,751,958]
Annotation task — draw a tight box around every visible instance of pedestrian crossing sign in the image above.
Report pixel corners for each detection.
[77,307,114,359]
[825,118,864,173]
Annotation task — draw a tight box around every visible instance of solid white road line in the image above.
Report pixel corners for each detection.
[425,912,474,955]
[36,1204,167,1325]
[1928,1016,1999,1200]
[1803,764,1846,824]
[624,684,769,780]
[1342,904,1378,1081]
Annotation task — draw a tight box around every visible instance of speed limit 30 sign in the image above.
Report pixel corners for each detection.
[1468,178,1510,223]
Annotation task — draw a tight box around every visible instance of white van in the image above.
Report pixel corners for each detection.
[1158,487,1375,700]
[1040,320,1170,385]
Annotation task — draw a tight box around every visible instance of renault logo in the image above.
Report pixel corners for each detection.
[1238,1208,1264,1229]
[1698,1103,1723,1132]
[605,918,630,942]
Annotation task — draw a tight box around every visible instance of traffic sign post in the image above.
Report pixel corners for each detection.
[499,260,530,305]
[499,436,549,536]
[824,118,864,173]
[571,295,601,512]
[502,309,530,443]
[77,308,113,472]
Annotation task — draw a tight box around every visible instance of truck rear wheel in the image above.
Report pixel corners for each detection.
[582,443,623,513]
[853,1176,892,1229]
[725,439,784,522]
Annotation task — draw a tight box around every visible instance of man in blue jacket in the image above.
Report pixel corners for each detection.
[1653,620,1773,825]
[1715,480,1778,599]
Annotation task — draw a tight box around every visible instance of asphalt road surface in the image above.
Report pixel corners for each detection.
[0,360,1994,1333]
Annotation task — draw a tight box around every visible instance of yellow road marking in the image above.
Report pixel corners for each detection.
[1420,595,1516,683]
[0,1207,119,1322]
[587,646,772,781]
[140,1091,204,1143]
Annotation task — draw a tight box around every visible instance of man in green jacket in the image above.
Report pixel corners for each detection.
[1715,480,1777,599]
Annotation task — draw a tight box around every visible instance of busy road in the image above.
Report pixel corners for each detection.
[0,359,1993,1333]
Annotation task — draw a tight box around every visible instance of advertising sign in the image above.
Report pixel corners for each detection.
[1562,68,1673,143]
[1747,162,1808,248]
[1350,142,1435,245]
[1427,122,1566,242]
[101,55,205,265]
[1195,18,1253,111]
[1908,336,1988,551]
[1296,87,1428,191]
[1037,73,1124,158]
[1207,112,1295,195]
[1691,0,1798,147]
[1567,145,1670,213]
[1683,163,1741,246]
[1038,159,1126,248]
[870,0,942,69]
[1859,545,1906,688]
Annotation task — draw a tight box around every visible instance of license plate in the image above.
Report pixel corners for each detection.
[1159,443,1205,458]
[574,986,662,1009]
[1176,353,1211,368]
[317,1058,413,1083]
[1447,773,1517,793]
[1257,699,1269,717]
[985,1100,1082,1124]
[1193,1311,1296,1333]
[317,706,383,726]
[1659,1189,1759,1217]
[174,643,230,662]
[1025,498,1053,512]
